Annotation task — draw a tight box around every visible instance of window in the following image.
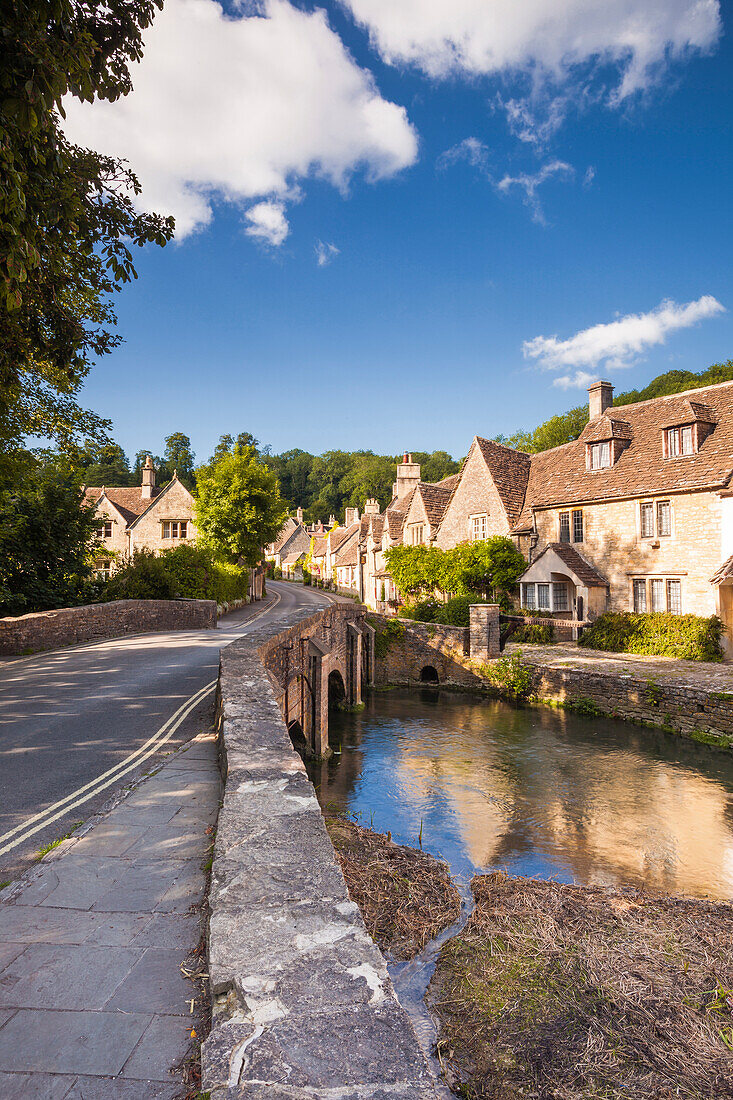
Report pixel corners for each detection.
[553,583,568,612]
[97,521,112,539]
[523,583,536,610]
[572,509,584,543]
[650,578,665,612]
[537,583,551,610]
[471,514,488,541]
[162,521,188,539]
[633,579,647,612]
[640,502,654,539]
[657,500,671,537]
[409,524,425,545]
[589,441,611,469]
[559,512,570,543]
[666,579,682,614]
[666,425,695,457]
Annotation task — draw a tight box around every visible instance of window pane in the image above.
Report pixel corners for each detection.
[667,579,681,614]
[163,522,170,538]
[572,510,583,542]
[180,522,187,539]
[650,578,665,612]
[667,428,680,457]
[524,584,536,609]
[657,501,671,537]
[640,503,654,538]
[633,579,647,612]
[538,583,550,610]
[559,513,570,543]
[553,583,568,611]
[681,426,694,455]
[601,441,610,467]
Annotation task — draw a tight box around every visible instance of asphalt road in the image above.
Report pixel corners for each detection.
[0,581,332,880]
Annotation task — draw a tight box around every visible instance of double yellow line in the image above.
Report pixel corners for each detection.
[0,679,217,860]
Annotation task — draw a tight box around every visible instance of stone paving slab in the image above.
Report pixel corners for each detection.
[0,731,220,1096]
[508,641,733,689]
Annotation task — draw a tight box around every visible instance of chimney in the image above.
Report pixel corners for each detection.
[394,451,421,499]
[296,506,303,524]
[345,506,360,527]
[328,514,336,528]
[588,380,613,421]
[364,498,380,515]
[141,455,156,499]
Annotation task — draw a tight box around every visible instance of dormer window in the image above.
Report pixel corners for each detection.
[589,441,611,469]
[665,425,695,457]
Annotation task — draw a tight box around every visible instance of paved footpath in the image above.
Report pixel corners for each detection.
[0,727,220,1098]
[507,641,733,690]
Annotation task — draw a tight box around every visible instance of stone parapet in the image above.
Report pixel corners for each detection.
[469,604,501,661]
[0,598,217,656]
[369,614,478,688]
[204,611,443,1098]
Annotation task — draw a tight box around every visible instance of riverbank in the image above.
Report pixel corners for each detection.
[328,822,733,1100]
[325,816,461,959]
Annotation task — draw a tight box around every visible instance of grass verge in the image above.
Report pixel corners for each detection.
[429,871,733,1099]
[325,816,460,959]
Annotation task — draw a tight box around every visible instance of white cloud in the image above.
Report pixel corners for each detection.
[62,0,417,238]
[497,159,574,223]
[341,1,721,98]
[315,241,340,266]
[437,136,490,171]
[523,296,726,387]
[245,201,289,246]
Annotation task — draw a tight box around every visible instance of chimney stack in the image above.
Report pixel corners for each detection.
[344,506,360,527]
[364,498,380,515]
[141,455,156,499]
[328,514,336,528]
[393,451,421,500]
[588,380,613,421]
[296,506,303,524]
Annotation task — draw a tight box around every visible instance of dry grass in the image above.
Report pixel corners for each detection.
[326,816,461,959]
[429,872,733,1099]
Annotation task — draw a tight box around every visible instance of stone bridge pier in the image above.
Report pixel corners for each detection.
[258,605,375,758]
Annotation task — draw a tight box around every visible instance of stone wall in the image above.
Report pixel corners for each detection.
[369,613,481,688]
[0,598,217,656]
[204,611,442,1098]
[528,662,733,747]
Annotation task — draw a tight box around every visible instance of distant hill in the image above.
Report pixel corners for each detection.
[496,361,733,454]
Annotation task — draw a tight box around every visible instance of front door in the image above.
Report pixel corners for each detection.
[719,585,733,657]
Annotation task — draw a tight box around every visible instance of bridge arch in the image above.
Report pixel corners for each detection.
[419,664,440,684]
[328,668,347,708]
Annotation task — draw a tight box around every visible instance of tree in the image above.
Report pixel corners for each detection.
[0,455,101,616]
[411,451,460,483]
[385,537,526,605]
[384,545,447,599]
[163,432,195,488]
[340,452,396,510]
[194,447,288,566]
[1,0,174,450]
[75,439,131,486]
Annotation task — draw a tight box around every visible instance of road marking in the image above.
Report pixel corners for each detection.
[0,679,217,859]
[0,590,284,860]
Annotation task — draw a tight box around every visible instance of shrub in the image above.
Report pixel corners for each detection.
[368,617,406,658]
[579,612,723,662]
[274,567,282,579]
[104,545,249,604]
[303,568,311,586]
[104,550,176,600]
[401,599,440,622]
[481,651,535,702]
[511,621,555,644]
[435,595,490,627]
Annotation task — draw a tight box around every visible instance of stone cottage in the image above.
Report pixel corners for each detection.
[85,456,197,577]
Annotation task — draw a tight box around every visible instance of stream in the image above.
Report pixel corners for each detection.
[307,688,733,1080]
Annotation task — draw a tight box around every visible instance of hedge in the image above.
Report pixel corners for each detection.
[103,545,249,605]
[579,611,723,662]
[511,621,555,644]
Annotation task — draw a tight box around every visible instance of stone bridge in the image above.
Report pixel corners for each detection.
[258,603,375,757]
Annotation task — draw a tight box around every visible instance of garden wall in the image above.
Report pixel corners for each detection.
[0,598,217,656]
[370,613,481,688]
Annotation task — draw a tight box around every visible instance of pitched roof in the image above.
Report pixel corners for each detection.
[582,415,633,443]
[310,535,327,558]
[335,538,358,567]
[384,491,413,540]
[329,526,352,551]
[475,438,532,526]
[417,476,459,529]
[514,380,733,529]
[272,517,298,553]
[525,543,608,587]
[85,486,160,526]
[711,554,733,584]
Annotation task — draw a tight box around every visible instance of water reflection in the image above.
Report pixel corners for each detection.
[308,690,733,900]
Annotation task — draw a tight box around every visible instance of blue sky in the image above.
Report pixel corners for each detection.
[66,0,732,464]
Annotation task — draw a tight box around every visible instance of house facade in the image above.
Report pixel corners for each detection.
[513,379,733,652]
[85,456,197,577]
